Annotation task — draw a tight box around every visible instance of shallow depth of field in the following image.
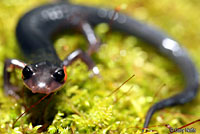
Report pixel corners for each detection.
[0,0,200,133]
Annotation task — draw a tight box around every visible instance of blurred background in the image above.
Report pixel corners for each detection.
[0,0,200,133]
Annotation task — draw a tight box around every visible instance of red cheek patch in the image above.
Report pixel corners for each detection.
[21,73,24,79]
[63,66,67,81]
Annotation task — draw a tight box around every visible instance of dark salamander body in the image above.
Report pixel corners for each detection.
[4,1,199,129]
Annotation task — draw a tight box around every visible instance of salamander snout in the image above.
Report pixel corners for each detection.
[22,62,67,94]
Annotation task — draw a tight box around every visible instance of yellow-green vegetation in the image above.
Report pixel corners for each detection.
[0,0,200,133]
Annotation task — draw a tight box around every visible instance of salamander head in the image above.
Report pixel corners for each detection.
[21,61,67,94]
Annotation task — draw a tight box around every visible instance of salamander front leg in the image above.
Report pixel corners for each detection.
[62,49,100,75]
[3,59,26,99]
[80,21,101,55]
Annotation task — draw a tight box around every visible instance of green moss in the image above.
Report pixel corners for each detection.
[0,0,200,133]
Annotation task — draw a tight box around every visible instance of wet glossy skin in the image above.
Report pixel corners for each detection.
[4,1,199,129]
[22,61,67,94]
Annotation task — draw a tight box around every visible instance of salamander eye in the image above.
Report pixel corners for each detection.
[22,66,33,80]
[53,69,65,82]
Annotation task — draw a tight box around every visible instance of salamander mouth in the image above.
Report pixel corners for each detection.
[23,81,50,94]
[31,88,52,94]
[23,81,64,94]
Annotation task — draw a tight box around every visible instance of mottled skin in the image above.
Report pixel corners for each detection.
[3,1,199,129]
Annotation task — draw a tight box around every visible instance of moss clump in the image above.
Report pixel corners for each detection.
[0,0,200,133]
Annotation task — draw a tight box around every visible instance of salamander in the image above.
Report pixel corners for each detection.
[3,1,199,129]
